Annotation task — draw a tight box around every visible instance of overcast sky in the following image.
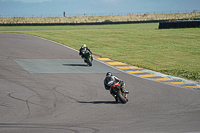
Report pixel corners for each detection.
[0,0,200,17]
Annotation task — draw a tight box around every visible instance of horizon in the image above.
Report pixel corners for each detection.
[0,0,200,17]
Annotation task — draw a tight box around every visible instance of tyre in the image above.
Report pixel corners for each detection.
[116,90,126,104]
[86,57,92,66]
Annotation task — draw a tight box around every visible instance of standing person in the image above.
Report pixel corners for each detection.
[79,44,93,62]
[63,11,65,17]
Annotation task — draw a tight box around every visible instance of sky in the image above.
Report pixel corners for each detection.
[0,0,200,17]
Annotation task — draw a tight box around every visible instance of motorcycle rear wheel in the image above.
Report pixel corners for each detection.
[116,90,127,104]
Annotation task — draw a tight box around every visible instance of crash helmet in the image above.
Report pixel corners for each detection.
[82,44,86,48]
[106,72,112,77]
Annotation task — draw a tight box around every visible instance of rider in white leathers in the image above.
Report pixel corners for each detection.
[79,44,93,62]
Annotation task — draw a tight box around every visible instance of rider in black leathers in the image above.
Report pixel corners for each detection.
[79,44,93,62]
[104,72,127,102]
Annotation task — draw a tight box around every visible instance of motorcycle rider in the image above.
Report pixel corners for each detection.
[79,44,93,62]
[104,72,128,102]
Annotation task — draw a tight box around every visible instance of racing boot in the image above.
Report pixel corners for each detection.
[122,89,129,94]
[90,55,93,62]
[121,85,129,102]
[121,83,129,94]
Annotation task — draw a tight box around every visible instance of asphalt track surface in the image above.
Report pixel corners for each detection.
[0,33,200,133]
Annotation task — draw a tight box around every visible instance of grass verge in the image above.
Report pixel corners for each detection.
[1,23,199,82]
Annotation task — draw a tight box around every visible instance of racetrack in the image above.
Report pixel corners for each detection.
[0,33,200,133]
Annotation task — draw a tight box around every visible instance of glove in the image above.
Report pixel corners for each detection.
[119,80,123,83]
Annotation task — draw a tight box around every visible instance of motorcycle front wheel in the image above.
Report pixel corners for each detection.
[86,57,92,66]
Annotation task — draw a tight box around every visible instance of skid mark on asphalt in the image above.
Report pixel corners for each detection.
[96,58,200,90]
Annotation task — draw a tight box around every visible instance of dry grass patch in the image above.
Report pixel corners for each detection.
[1,12,200,24]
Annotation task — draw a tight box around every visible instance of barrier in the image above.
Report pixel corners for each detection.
[1,19,199,29]
[159,20,200,29]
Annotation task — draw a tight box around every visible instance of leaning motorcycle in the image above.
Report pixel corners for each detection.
[110,82,129,104]
[83,51,93,66]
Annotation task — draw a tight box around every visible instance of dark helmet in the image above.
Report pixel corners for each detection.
[106,72,112,77]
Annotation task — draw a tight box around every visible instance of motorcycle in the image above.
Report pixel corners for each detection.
[83,51,93,66]
[109,81,129,104]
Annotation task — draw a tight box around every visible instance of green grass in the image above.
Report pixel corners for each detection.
[1,23,200,82]
[0,25,105,31]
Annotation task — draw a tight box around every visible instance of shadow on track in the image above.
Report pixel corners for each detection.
[62,64,88,67]
[78,101,118,104]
